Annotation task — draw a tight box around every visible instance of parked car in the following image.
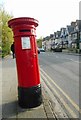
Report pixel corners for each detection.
[39,48,45,52]
[54,48,62,52]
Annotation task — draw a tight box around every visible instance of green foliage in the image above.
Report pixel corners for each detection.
[37,37,43,48]
[0,5,13,58]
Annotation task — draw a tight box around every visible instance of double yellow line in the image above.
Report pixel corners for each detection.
[40,68,81,118]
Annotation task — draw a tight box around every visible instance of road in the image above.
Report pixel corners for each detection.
[38,52,80,118]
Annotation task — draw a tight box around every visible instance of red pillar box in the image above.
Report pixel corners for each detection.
[8,17,42,108]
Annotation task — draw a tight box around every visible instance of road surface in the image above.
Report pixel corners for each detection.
[38,52,80,118]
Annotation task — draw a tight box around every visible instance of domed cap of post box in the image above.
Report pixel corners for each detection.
[8,17,39,28]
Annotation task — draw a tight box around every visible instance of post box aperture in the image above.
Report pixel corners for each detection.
[8,17,42,108]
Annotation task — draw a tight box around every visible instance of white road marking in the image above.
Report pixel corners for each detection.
[63,58,80,63]
[41,72,78,118]
[40,68,81,115]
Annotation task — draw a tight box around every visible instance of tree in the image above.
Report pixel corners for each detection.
[37,37,43,48]
[0,5,13,57]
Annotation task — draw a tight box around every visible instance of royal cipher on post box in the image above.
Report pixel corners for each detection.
[8,17,42,108]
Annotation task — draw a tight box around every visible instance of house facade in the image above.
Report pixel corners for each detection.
[71,20,81,49]
[42,19,81,52]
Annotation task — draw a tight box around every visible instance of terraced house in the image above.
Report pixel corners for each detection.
[42,20,81,53]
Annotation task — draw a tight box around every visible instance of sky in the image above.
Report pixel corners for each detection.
[1,0,80,38]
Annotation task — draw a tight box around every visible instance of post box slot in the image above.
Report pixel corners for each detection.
[19,29,31,32]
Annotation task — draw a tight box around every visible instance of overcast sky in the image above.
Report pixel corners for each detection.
[1,0,80,38]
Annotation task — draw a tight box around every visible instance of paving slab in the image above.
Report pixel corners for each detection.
[2,56,56,119]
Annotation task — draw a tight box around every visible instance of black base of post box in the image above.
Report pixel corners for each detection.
[18,84,42,108]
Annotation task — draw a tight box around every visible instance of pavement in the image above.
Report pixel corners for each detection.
[1,55,70,119]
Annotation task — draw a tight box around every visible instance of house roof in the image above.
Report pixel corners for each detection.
[56,31,61,38]
[66,25,74,34]
[60,28,66,37]
[43,36,50,41]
